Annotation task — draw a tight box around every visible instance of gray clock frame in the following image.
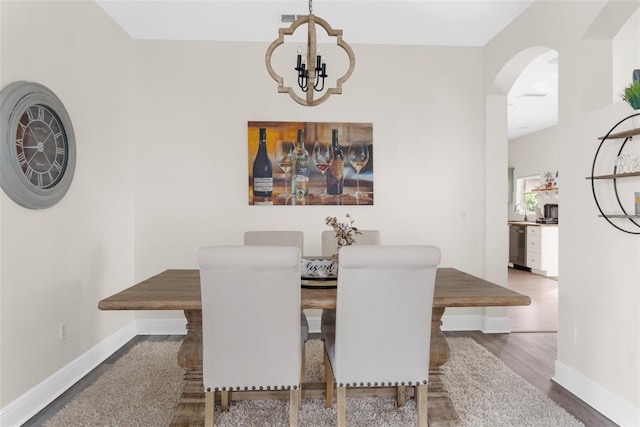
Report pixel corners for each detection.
[0,81,76,209]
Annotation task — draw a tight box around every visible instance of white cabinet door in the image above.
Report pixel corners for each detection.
[526,226,558,276]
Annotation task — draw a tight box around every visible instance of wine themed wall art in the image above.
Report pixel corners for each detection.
[248,121,373,206]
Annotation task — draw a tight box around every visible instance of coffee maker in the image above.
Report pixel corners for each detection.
[542,203,559,224]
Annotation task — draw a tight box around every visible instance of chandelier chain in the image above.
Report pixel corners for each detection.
[309,0,313,14]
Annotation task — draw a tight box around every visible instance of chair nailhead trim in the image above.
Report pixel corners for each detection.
[337,380,430,388]
[222,387,226,391]
[207,387,211,392]
[214,387,218,391]
[244,386,248,391]
[259,386,263,390]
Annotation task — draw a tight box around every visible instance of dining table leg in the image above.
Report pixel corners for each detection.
[169,307,462,426]
[427,306,463,426]
[170,309,205,427]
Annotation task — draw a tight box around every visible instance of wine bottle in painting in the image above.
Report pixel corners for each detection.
[291,129,309,199]
[252,127,273,197]
[327,129,344,195]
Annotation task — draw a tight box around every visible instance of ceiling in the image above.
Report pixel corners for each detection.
[96,0,557,139]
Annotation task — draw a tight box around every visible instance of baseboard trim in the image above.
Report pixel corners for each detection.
[0,321,136,427]
[554,361,640,427]
[135,318,187,335]
[307,313,511,334]
[307,316,321,334]
[441,313,511,333]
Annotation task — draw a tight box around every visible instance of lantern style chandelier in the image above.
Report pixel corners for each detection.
[265,0,356,106]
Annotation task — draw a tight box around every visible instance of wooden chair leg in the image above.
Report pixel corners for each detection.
[300,343,306,410]
[416,384,428,427]
[396,385,406,407]
[324,349,334,408]
[298,386,303,410]
[301,342,307,383]
[205,391,215,427]
[289,388,300,427]
[221,390,229,412]
[337,386,347,427]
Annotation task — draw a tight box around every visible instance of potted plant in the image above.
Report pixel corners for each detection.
[622,81,640,109]
[621,79,640,127]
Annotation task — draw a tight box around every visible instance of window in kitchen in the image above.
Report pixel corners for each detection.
[516,175,540,214]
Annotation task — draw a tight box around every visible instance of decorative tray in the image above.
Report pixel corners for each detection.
[300,256,337,286]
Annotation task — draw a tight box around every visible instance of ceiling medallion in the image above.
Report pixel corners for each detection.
[265,0,355,107]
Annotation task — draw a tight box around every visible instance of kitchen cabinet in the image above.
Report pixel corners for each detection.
[526,225,558,277]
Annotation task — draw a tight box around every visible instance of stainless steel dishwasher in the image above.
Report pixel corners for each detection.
[509,225,527,268]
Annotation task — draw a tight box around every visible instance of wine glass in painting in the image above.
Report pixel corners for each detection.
[312,140,334,199]
[275,140,295,199]
[348,141,369,198]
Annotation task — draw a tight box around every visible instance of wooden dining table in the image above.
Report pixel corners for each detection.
[99,267,530,426]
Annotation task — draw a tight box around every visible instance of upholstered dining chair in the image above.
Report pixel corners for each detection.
[198,246,303,427]
[320,229,380,256]
[322,245,440,427]
[244,230,309,384]
[320,229,381,340]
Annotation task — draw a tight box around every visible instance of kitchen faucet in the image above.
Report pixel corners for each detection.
[514,202,528,221]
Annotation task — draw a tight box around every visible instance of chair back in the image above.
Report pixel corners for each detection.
[245,231,304,253]
[198,245,301,391]
[321,229,380,256]
[332,245,440,386]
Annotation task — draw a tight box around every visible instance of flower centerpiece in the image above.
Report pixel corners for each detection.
[325,213,362,259]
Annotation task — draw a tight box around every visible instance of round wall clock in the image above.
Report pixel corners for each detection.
[0,81,76,209]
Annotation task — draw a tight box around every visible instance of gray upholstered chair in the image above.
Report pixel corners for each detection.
[244,230,309,384]
[321,229,380,257]
[322,245,440,427]
[245,230,304,250]
[198,246,302,427]
[320,229,381,339]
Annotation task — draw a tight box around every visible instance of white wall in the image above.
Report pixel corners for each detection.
[508,125,561,221]
[0,0,135,408]
[131,42,489,323]
[485,1,640,424]
[1,1,638,426]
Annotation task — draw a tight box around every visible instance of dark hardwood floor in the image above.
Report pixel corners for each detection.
[23,271,616,426]
[23,332,617,427]
[445,331,617,427]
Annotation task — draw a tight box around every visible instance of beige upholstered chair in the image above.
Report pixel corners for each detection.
[198,246,302,427]
[245,230,304,251]
[244,230,309,383]
[321,229,380,256]
[320,229,381,339]
[322,245,440,427]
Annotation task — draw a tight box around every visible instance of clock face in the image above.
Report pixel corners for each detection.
[0,81,76,209]
[16,105,68,189]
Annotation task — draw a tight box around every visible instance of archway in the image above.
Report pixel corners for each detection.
[487,46,560,332]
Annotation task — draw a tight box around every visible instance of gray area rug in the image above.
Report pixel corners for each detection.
[45,338,583,426]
